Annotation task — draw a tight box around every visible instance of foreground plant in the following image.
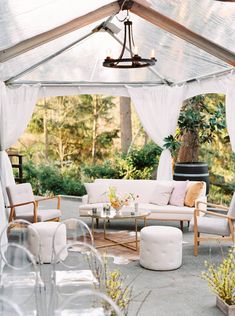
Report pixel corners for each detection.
[92,254,133,315]
[202,247,235,305]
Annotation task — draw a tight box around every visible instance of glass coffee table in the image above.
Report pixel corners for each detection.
[81,208,150,251]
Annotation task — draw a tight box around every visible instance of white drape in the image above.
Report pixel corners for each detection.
[224,77,235,153]
[0,82,39,242]
[128,85,186,180]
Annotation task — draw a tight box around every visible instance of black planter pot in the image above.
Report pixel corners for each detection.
[173,162,209,194]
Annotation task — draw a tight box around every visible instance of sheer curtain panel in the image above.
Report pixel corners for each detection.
[128,85,185,180]
[0,82,39,234]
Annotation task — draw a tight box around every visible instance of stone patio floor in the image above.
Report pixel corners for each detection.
[39,197,229,316]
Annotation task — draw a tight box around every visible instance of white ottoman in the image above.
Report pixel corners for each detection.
[140,226,182,270]
[28,222,67,263]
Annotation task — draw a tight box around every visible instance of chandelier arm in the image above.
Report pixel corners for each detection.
[128,22,134,57]
[130,23,135,52]
[117,21,127,61]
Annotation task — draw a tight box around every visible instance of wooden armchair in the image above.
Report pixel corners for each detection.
[190,194,235,256]
[6,183,61,223]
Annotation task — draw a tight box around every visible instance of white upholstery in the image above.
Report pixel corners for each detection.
[16,209,61,222]
[79,179,207,221]
[28,222,67,263]
[94,179,206,203]
[7,183,34,215]
[6,183,61,222]
[140,226,182,270]
[149,183,174,205]
[190,216,230,236]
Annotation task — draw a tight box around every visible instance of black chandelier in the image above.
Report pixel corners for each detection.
[103,14,156,69]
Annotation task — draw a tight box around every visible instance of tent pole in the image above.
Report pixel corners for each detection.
[7,81,163,87]
[5,31,95,84]
[175,67,235,86]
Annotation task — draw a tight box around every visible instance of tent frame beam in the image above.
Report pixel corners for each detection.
[0,1,120,63]
[131,2,235,66]
[8,66,234,88]
[8,80,164,87]
[5,18,115,84]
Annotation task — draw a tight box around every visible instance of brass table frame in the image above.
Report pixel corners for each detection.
[88,210,150,251]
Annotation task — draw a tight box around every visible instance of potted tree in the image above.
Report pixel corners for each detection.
[164,94,226,194]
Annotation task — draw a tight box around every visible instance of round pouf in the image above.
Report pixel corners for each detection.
[28,222,67,263]
[140,226,182,271]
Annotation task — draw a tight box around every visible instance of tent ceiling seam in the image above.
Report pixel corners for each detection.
[0,1,120,62]
[131,1,235,67]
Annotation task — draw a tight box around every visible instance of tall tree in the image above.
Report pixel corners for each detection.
[26,95,118,166]
[119,96,132,154]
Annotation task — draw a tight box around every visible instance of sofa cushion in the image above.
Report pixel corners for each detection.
[94,179,159,203]
[84,183,109,204]
[139,203,194,214]
[149,184,174,206]
[169,181,188,207]
[184,182,204,207]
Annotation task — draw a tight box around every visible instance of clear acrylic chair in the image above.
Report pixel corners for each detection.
[53,218,94,249]
[49,242,104,314]
[54,288,123,316]
[0,295,24,316]
[0,219,46,278]
[0,219,34,247]
[0,243,45,316]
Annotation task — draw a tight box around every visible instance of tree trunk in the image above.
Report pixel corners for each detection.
[58,129,65,167]
[43,99,49,162]
[119,96,132,154]
[177,130,199,162]
[144,130,149,145]
[92,95,98,164]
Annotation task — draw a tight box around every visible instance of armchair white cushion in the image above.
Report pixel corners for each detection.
[6,183,61,223]
[190,192,235,256]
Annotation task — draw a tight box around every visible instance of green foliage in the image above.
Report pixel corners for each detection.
[23,162,85,196]
[26,95,118,165]
[202,248,235,305]
[82,161,120,180]
[166,94,227,157]
[178,95,226,143]
[163,135,180,156]
[82,142,161,180]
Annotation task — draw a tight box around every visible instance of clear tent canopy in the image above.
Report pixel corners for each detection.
[0,0,235,87]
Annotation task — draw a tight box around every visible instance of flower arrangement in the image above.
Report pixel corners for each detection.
[108,186,138,211]
[202,247,235,305]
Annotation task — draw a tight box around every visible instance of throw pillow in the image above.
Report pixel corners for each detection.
[149,184,174,206]
[169,181,188,207]
[84,183,108,204]
[184,182,204,207]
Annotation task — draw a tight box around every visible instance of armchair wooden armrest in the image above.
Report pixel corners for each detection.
[35,195,61,209]
[195,200,229,211]
[194,208,232,219]
[6,200,36,209]
[6,200,37,222]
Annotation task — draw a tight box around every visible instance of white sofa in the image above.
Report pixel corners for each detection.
[79,179,207,229]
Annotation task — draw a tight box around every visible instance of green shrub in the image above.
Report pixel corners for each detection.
[23,162,85,196]
[82,161,120,180]
[82,142,162,180]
